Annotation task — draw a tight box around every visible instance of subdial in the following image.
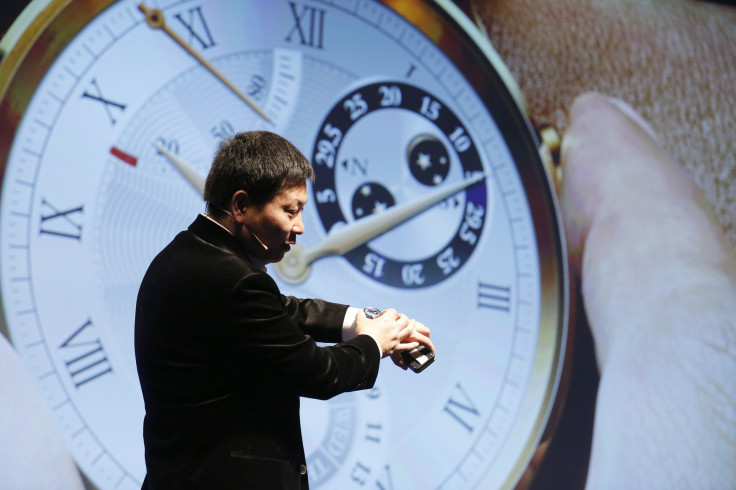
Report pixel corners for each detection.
[351,182,396,219]
[407,134,450,187]
[303,81,491,289]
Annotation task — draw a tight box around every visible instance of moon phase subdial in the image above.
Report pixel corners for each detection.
[310,81,489,289]
[351,182,396,219]
[407,134,450,187]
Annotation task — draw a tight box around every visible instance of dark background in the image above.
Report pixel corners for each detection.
[0,0,28,40]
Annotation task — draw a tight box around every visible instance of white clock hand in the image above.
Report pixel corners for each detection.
[275,172,486,283]
[154,142,206,196]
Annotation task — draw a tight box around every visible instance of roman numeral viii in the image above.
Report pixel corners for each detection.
[59,318,113,388]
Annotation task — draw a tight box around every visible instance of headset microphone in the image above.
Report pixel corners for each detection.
[207,201,268,251]
[243,222,269,251]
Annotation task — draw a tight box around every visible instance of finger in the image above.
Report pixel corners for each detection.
[395,341,420,352]
[392,315,410,334]
[0,336,85,489]
[418,335,435,354]
[397,322,414,341]
[560,92,736,486]
[560,92,736,360]
[403,330,434,354]
[475,0,736,247]
[412,321,430,336]
[381,308,398,319]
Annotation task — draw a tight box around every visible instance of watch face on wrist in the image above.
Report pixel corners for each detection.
[363,307,382,319]
[0,1,569,489]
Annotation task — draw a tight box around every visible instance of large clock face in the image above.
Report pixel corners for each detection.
[0,1,568,489]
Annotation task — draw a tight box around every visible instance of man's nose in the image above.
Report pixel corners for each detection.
[293,212,305,234]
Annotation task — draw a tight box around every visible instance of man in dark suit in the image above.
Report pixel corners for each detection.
[135,131,431,489]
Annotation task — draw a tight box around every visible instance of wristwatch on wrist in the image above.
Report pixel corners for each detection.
[363,307,382,319]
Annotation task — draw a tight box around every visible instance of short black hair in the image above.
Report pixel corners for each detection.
[204,131,314,209]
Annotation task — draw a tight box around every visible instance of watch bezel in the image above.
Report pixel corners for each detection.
[0,0,117,190]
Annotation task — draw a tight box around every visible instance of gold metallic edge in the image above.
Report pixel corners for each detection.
[0,4,120,489]
[0,0,115,180]
[0,0,117,372]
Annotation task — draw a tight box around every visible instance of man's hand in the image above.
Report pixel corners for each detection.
[560,93,736,488]
[390,320,434,370]
[355,308,413,358]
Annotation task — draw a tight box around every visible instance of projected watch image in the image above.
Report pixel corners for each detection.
[0,1,569,488]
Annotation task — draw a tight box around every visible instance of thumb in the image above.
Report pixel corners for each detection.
[560,92,736,364]
[559,93,736,487]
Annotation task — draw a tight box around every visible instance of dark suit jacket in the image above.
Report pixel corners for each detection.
[135,215,380,489]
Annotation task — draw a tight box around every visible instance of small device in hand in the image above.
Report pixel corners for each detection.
[400,344,435,373]
[363,307,435,373]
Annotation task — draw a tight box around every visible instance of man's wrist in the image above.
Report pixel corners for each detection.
[342,306,383,358]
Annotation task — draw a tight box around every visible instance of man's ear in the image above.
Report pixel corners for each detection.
[231,190,249,219]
